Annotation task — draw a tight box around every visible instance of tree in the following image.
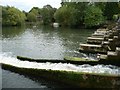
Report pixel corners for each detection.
[0,6,2,24]
[54,5,78,27]
[84,5,104,27]
[104,2,120,20]
[70,2,88,26]
[41,5,56,25]
[27,12,37,22]
[29,7,40,15]
[94,2,106,12]
[27,7,40,22]
[2,6,26,26]
[61,1,88,27]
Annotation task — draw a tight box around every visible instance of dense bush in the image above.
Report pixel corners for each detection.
[54,5,78,26]
[41,5,56,25]
[2,6,26,26]
[2,2,120,28]
[84,5,104,27]
[104,2,120,20]
[27,7,40,22]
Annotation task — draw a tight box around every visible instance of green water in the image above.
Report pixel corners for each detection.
[2,25,94,59]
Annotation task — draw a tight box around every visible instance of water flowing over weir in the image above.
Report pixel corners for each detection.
[0,52,120,75]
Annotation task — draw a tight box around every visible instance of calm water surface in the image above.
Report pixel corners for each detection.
[1,25,111,88]
[2,25,94,59]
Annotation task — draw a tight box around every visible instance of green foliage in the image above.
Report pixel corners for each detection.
[0,6,2,24]
[41,5,56,25]
[104,2,120,20]
[54,2,89,27]
[27,12,37,22]
[27,7,40,22]
[29,7,40,15]
[71,2,88,26]
[55,2,119,28]
[2,2,120,28]
[113,14,119,21]
[84,5,104,27]
[94,2,106,11]
[2,6,26,26]
[54,5,77,26]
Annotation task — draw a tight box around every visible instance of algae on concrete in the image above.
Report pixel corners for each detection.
[2,63,120,88]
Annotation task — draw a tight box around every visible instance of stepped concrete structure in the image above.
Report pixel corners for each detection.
[79,18,120,61]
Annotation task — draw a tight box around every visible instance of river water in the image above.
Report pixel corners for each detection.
[1,25,120,88]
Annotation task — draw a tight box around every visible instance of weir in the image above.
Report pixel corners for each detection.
[1,53,120,88]
[0,53,120,75]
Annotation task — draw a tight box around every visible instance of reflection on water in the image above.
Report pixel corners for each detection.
[2,69,71,88]
[2,25,94,59]
[2,26,25,39]
[2,69,45,88]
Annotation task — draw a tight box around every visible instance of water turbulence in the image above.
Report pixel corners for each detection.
[1,52,120,75]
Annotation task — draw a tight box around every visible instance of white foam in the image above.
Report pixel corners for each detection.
[0,52,120,75]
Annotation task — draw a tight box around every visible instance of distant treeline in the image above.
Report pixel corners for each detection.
[1,2,120,28]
